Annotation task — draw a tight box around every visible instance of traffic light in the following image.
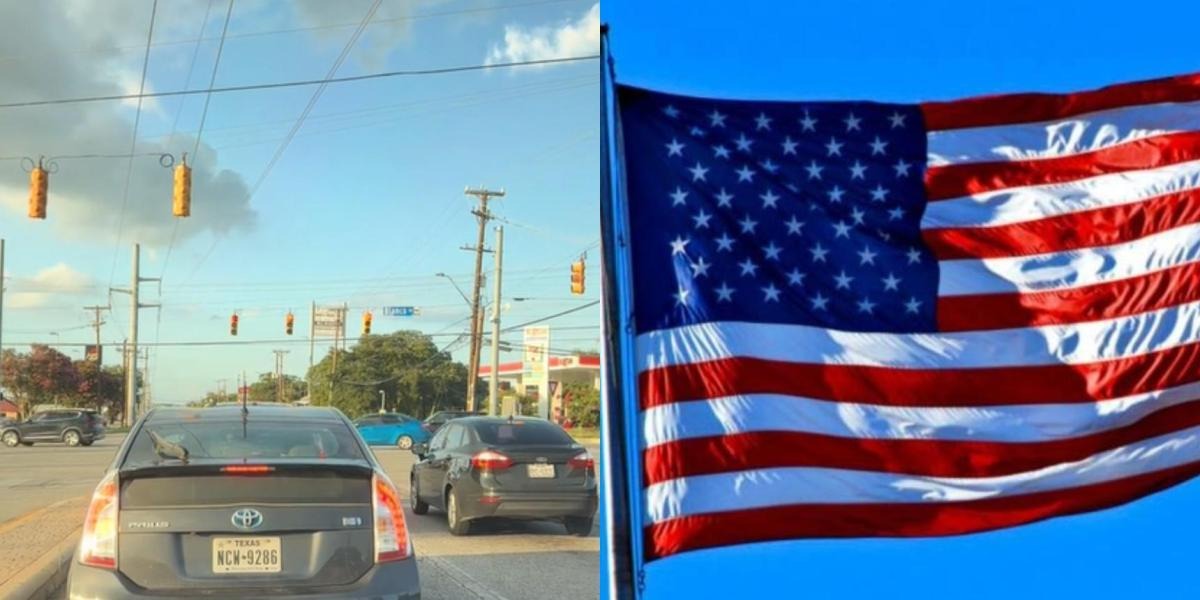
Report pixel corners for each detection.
[28,160,48,219]
[230,313,239,336]
[285,312,294,335]
[362,311,373,335]
[570,260,585,295]
[172,157,192,217]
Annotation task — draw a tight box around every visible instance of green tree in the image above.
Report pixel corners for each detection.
[190,390,236,408]
[308,331,469,419]
[246,373,306,404]
[563,383,600,428]
[0,346,80,418]
[74,360,125,419]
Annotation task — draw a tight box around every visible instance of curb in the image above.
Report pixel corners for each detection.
[0,528,80,600]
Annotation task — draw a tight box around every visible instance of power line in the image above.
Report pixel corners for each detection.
[0,56,600,109]
[159,0,236,287]
[503,300,600,332]
[107,0,160,287]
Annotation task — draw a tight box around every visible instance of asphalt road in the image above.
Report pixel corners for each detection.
[0,435,599,600]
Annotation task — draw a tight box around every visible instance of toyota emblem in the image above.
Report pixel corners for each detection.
[231,508,264,530]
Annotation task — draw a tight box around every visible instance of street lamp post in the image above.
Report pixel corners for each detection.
[378,390,386,414]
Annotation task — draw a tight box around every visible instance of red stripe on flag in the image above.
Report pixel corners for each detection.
[936,261,1200,332]
[644,460,1200,560]
[923,189,1200,260]
[638,341,1200,409]
[925,131,1200,201]
[921,71,1200,131]
[643,399,1200,485]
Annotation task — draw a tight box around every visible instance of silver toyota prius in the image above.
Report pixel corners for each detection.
[66,405,420,599]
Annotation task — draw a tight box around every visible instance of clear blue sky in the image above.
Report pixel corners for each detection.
[603,1,1200,598]
[0,0,600,404]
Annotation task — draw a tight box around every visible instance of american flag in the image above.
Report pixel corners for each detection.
[613,72,1200,561]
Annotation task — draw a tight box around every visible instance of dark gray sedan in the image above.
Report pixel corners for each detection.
[408,416,597,536]
[67,405,420,599]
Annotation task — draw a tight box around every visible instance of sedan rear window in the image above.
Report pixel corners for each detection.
[474,421,575,446]
[122,419,365,467]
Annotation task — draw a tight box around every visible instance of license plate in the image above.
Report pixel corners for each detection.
[527,463,555,478]
[212,537,282,574]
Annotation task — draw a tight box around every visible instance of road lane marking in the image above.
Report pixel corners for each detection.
[422,555,512,600]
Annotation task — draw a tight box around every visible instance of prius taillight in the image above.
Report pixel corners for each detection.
[80,471,119,569]
[372,473,411,562]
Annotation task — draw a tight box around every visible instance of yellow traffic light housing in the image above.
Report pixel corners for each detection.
[285,312,295,335]
[570,260,586,295]
[28,161,48,219]
[362,311,373,335]
[173,156,192,217]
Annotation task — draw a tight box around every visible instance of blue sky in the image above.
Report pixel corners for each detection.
[0,0,600,405]
[602,1,1200,598]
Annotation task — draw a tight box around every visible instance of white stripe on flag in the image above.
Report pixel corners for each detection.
[637,299,1200,372]
[644,423,1200,524]
[921,158,1200,230]
[937,220,1200,296]
[926,100,1200,166]
[642,379,1200,447]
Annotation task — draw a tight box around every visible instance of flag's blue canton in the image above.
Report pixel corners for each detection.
[618,86,938,334]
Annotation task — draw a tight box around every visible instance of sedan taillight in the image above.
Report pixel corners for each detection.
[471,449,513,472]
[372,473,411,562]
[568,450,595,471]
[80,471,119,569]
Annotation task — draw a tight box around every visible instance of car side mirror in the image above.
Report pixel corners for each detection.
[411,442,429,457]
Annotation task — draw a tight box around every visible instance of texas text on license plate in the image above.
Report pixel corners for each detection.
[212,537,282,573]
[527,463,555,478]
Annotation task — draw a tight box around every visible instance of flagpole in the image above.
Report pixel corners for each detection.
[600,23,642,600]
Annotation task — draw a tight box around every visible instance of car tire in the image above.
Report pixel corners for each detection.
[410,476,429,515]
[446,488,471,536]
[63,430,81,447]
[1,431,18,447]
[396,435,414,450]
[565,516,593,537]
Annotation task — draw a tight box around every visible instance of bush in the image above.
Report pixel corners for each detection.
[564,384,599,428]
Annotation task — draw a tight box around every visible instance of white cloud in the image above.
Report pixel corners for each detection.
[7,263,97,309]
[486,3,599,66]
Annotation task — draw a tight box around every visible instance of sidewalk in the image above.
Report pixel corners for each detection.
[0,497,85,598]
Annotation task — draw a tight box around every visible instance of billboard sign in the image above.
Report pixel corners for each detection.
[313,306,345,338]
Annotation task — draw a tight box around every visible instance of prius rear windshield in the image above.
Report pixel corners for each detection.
[122,419,365,467]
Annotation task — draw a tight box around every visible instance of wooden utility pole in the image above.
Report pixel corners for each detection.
[83,305,109,360]
[110,244,159,426]
[488,226,504,416]
[273,349,290,403]
[462,186,504,411]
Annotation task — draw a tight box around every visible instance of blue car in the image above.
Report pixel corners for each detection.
[354,412,430,449]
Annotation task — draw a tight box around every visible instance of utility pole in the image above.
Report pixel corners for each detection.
[273,350,289,403]
[111,243,160,426]
[461,186,504,411]
[140,348,151,415]
[488,226,504,416]
[308,301,315,402]
[83,305,109,361]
